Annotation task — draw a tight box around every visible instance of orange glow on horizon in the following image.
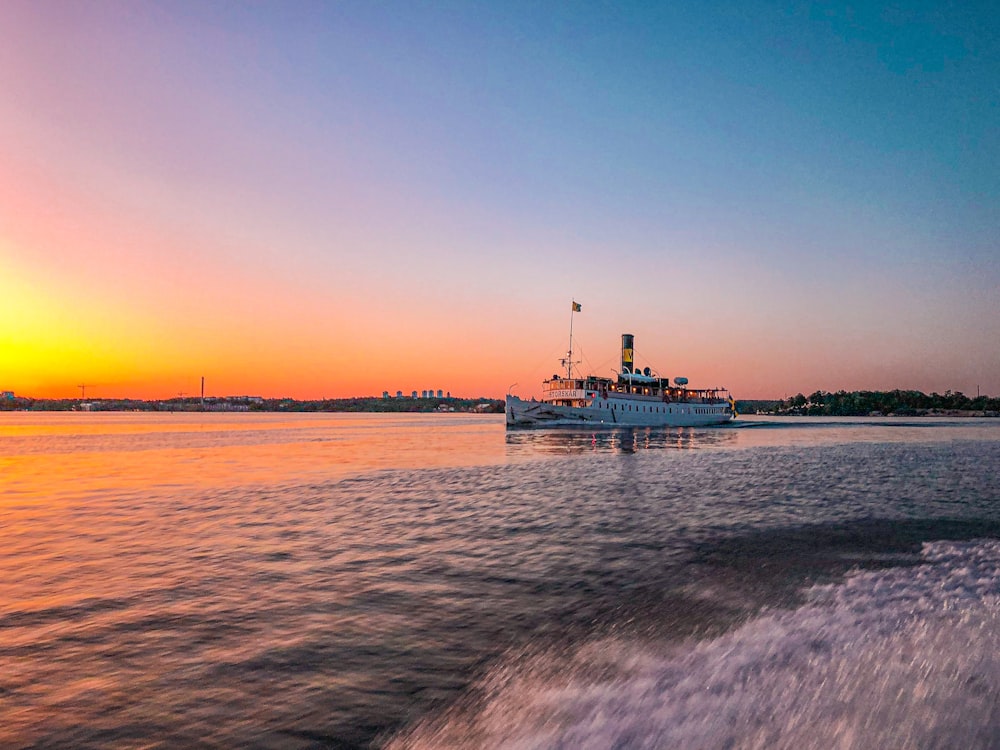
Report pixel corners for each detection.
[2,155,994,403]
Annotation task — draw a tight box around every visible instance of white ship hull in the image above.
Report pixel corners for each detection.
[506,394,734,428]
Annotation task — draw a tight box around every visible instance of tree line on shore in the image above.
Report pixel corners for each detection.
[741,389,1000,416]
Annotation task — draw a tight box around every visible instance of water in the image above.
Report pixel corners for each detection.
[2,413,1000,748]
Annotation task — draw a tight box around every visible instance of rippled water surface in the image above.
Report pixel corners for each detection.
[2,413,1000,748]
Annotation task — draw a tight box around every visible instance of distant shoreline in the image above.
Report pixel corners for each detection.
[0,396,506,414]
[2,389,998,417]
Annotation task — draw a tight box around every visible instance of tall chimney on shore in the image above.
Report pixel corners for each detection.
[621,334,634,374]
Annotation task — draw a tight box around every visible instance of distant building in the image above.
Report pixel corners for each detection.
[421,390,428,399]
[396,391,403,399]
[436,390,443,398]
[446,391,451,399]
[382,391,390,399]
[411,391,418,399]
[1,391,13,400]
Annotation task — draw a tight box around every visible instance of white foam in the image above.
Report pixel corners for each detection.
[390,540,1000,749]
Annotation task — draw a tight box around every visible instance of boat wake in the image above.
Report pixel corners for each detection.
[388,539,1000,749]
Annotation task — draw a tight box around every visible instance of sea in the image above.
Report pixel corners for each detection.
[2,412,1000,749]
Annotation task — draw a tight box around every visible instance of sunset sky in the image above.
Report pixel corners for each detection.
[2,1,997,400]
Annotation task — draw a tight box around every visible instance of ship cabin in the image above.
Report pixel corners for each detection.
[542,373,727,408]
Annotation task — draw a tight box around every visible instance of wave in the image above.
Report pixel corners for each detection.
[388,539,1000,749]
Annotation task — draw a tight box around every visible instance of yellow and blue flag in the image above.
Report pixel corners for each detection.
[572,301,582,312]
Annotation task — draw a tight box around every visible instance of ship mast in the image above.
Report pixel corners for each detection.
[562,301,581,379]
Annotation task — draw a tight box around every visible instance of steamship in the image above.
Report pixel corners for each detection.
[506,329,735,429]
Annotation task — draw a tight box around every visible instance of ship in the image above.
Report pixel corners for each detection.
[506,307,735,428]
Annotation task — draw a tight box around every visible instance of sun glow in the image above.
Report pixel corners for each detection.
[1,258,157,397]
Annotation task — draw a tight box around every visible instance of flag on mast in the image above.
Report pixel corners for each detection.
[572,301,582,312]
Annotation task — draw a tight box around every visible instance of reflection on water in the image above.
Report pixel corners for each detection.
[506,415,1000,456]
[505,425,739,454]
[0,412,507,505]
